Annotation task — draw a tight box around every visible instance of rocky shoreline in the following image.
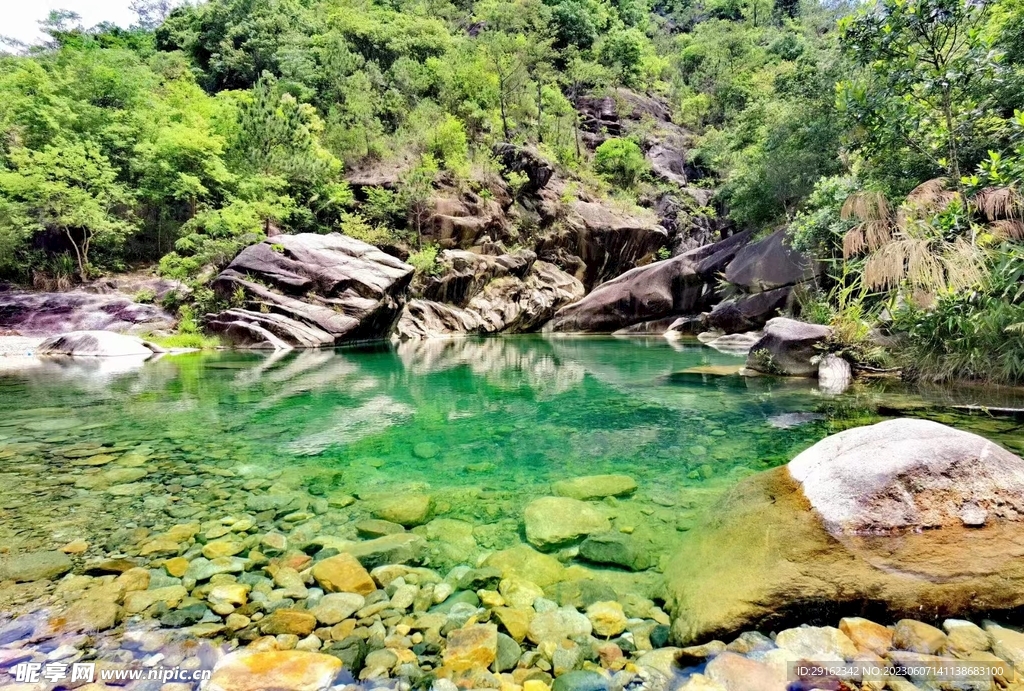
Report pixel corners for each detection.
[4,533,1024,691]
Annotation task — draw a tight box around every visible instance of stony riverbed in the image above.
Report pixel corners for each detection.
[4,340,1024,690]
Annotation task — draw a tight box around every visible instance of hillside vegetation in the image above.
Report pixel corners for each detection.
[2,0,1024,381]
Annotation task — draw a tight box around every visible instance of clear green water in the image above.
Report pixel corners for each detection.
[2,336,1024,593]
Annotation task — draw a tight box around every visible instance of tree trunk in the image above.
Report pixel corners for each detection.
[537,81,543,143]
[64,228,87,283]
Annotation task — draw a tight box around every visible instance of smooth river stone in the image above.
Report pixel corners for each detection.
[552,475,638,500]
[72,454,119,466]
[371,494,433,527]
[523,497,611,550]
[207,650,342,691]
[311,553,376,595]
[60,445,107,458]
[0,551,73,582]
[23,419,83,432]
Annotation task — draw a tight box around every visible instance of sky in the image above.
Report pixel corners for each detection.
[2,0,140,46]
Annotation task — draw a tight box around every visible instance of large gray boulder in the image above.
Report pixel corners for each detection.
[545,231,750,333]
[0,290,175,336]
[207,233,414,349]
[745,317,831,376]
[790,418,1024,534]
[724,228,818,293]
[394,251,583,339]
[37,331,163,358]
[666,420,1024,644]
[705,286,793,334]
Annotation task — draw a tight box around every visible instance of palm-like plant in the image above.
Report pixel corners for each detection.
[840,179,1024,300]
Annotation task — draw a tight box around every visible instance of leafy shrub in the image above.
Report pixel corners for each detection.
[789,176,860,256]
[426,114,470,175]
[339,211,401,246]
[407,244,441,276]
[362,187,404,227]
[894,245,1024,383]
[134,288,157,304]
[594,138,647,189]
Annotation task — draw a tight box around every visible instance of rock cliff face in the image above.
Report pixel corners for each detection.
[206,233,414,349]
[394,250,583,339]
[544,231,751,333]
[666,419,1024,644]
[536,202,668,290]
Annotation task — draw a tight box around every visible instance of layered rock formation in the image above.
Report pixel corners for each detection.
[207,233,414,349]
[0,289,176,336]
[539,202,668,290]
[395,250,583,339]
[666,419,1024,644]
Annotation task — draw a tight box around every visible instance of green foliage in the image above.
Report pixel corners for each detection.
[0,139,133,281]
[789,175,860,256]
[594,138,647,188]
[425,114,470,174]
[750,348,784,374]
[895,245,1024,383]
[399,155,438,248]
[681,17,846,227]
[838,0,1007,188]
[339,211,402,246]
[407,244,441,275]
[147,331,224,349]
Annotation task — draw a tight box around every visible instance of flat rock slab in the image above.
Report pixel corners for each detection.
[523,497,611,550]
[552,474,637,500]
[37,331,162,358]
[0,551,72,582]
[207,650,342,691]
[0,290,175,336]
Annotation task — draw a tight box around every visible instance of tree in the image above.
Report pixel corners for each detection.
[131,0,180,30]
[399,155,438,249]
[0,140,133,281]
[594,138,647,188]
[839,0,1001,188]
[481,31,531,141]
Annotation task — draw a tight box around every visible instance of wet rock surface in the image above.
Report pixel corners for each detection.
[395,250,583,339]
[207,233,415,349]
[545,231,751,333]
[790,418,1024,534]
[667,420,1024,645]
[0,289,176,337]
[745,317,832,376]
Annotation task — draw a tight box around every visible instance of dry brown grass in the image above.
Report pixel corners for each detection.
[842,179,988,296]
[973,186,1021,222]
